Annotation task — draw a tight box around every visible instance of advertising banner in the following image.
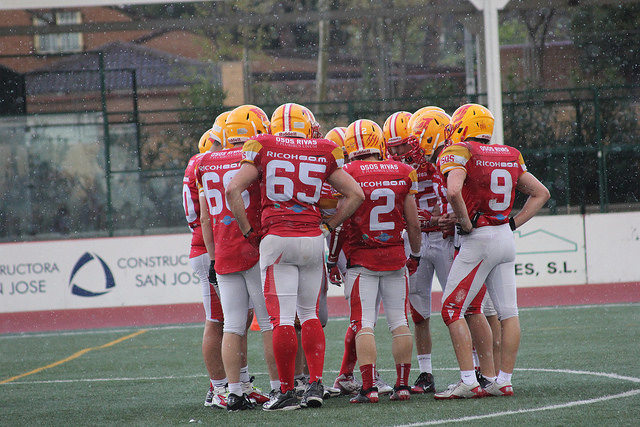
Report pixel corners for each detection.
[0,234,198,313]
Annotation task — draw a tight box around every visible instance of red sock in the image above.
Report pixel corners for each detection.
[272,325,298,391]
[301,318,325,383]
[339,326,357,376]
[360,363,375,391]
[396,363,411,387]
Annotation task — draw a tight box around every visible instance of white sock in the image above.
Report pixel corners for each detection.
[461,370,476,386]
[417,354,432,373]
[212,377,227,389]
[240,365,250,383]
[472,348,480,369]
[270,380,281,391]
[496,370,512,384]
[228,382,242,396]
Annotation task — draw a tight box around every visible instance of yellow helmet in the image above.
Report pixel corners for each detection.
[324,126,348,157]
[449,103,494,144]
[198,128,215,154]
[413,105,446,118]
[207,111,230,150]
[408,109,452,161]
[225,104,270,147]
[383,111,413,148]
[344,119,385,161]
[270,102,316,138]
[302,105,322,138]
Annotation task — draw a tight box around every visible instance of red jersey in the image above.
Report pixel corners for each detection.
[241,134,344,237]
[196,147,262,274]
[342,159,418,271]
[438,141,527,224]
[182,152,207,258]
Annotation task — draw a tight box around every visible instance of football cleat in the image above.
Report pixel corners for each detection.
[390,385,411,401]
[242,377,269,404]
[323,385,342,399]
[294,375,309,397]
[262,389,300,411]
[434,380,486,400]
[483,379,514,397]
[475,370,492,389]
[412,372,436,394]
[350,387,379,404]
[226,393,255,412]
[300,380,324,408]
[205,384,228,408]
[333,373,361,395]
[375,372,393,395]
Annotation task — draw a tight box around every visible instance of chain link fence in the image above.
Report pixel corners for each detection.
[1,79,638,242]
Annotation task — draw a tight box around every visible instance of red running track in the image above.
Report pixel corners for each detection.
[1,282,639,334]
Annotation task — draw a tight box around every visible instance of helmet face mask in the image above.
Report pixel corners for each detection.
[387,134,427,169]
[408,109,452,163]
[344,119,385,161]
[225,105,270,148]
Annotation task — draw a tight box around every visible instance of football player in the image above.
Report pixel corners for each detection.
[435,104,549,399]
[337,119,422,403]
[196,106,276,411]
[182,119,226,409]
[385,108,457,394]
[225,102,364,411]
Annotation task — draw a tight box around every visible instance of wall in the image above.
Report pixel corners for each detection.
[1,212,639,332]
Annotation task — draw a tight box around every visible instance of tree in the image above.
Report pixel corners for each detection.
[571,4,640,85]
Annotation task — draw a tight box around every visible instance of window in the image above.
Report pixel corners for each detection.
[33,11,83,54]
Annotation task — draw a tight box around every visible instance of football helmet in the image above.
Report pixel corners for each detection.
[383,111,413,147]
[198,128,215,154]
[408,109,452,162]
[324,126,348,156]
[344,119,385,161]
[449,103,494,144]
[303,105,323,138]
[413,105,446,118]
[207,111,230,150]
[271,102,317,138]
[225,104,270,147]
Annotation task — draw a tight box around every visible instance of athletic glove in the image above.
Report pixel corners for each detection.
[326,261,344,287]
[320,221,334,237]
[417,209,433,232]
[406,254,420,276]
[208,260,218,287]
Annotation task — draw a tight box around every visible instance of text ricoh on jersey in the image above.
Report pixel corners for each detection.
[341,159,418,271]
[438,141,527,224]
[240,134,344,237]
[195,147,262,275]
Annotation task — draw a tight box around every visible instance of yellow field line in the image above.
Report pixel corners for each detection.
[0,329,147,385]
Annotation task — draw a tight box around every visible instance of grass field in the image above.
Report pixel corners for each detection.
[2,303,639,426]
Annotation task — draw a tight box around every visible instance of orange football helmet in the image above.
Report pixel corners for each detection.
[198,128,215,154]
[383,111,413,148]
[324,126,348,156]
[408,109,452,162]
[344,119,385,161]
[225,104,270,148]
[449,103,494,144]
[271,103,317,138]
[206,111,230,151]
